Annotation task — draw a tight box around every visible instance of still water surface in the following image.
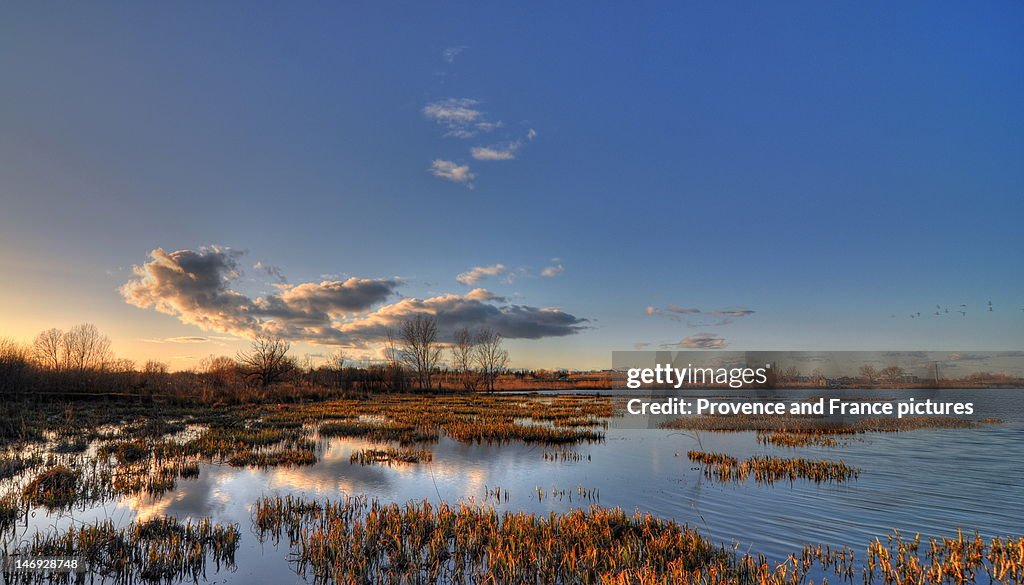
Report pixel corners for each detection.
[9,388,1024,583]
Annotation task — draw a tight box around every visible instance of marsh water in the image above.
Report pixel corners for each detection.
[7,388,1024,584]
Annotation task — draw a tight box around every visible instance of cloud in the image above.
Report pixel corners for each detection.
[470,129,538,162]
[138,336,212,344]
[422,98,500,139]
[646,304,755,326]
[465,288,506,302]
[540,262,565,277]
[121,247,399,345]
[254,261,287,284]
[471,144,518,161]
[336,294,587,342]
[442,46,467,64]
[430,160,475,188]
[677,333,729,349]
[946,353,990,362]
[456,264,507,285]
[122,247,586,346]
[709,308,755,318]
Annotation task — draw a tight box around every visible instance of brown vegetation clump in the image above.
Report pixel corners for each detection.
[687,450,858,484]
[22,465,80,508]
[349,447,432,466]
[663,414,995,434]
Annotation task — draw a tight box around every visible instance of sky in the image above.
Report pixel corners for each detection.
[1,2,1022,371]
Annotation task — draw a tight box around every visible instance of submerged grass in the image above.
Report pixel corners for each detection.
[0,453,43,480]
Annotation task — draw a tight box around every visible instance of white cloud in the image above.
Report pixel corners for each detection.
[471,144,518,161]
[470,129,538,162]
[422,98,500,139]
[456,264,507,285]
[678,333,729,349]
[540,263,565,277]
[442,46,467,64]
[430,160,475,188]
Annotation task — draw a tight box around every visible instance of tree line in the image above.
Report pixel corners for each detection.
[0,316,509,402]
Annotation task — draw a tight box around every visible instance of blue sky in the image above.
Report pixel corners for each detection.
[1,2,1022,369]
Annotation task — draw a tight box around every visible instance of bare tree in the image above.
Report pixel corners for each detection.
[858,365,877,386]
[237,336,295,386]
[202,355,241,387]
[326,350,347,371]
[382,327,407,392]
[33,328,65,370]
[62,324,111,370]
[880,365,905,387]
[450,327,478,391]
[323,349,348,389]
[400,315,443,390]
[474,328,509,393]
[383,327,401,366]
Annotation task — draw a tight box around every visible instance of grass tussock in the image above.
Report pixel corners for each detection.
[227,448,317,468]
[22,465,80,508]
[688,450,858,484]
[349,447,432,466]
[756,430,841,448]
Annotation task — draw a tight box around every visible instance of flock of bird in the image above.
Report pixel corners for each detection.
[893,301,1022,319]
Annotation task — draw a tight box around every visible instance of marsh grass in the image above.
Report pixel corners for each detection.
[664,414,996,434]
[688,450,859,484]
[254,495,1022,585]
[757,431,842,448]
[543,450,591,462]
[22,465,80,508]
[863,529,1024,584]
[0,453,43,480]
[3,516,240,585]
[349,447,432,466]
[227,448,317,468]
[0,493,19,532]
[97,439,150,464]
